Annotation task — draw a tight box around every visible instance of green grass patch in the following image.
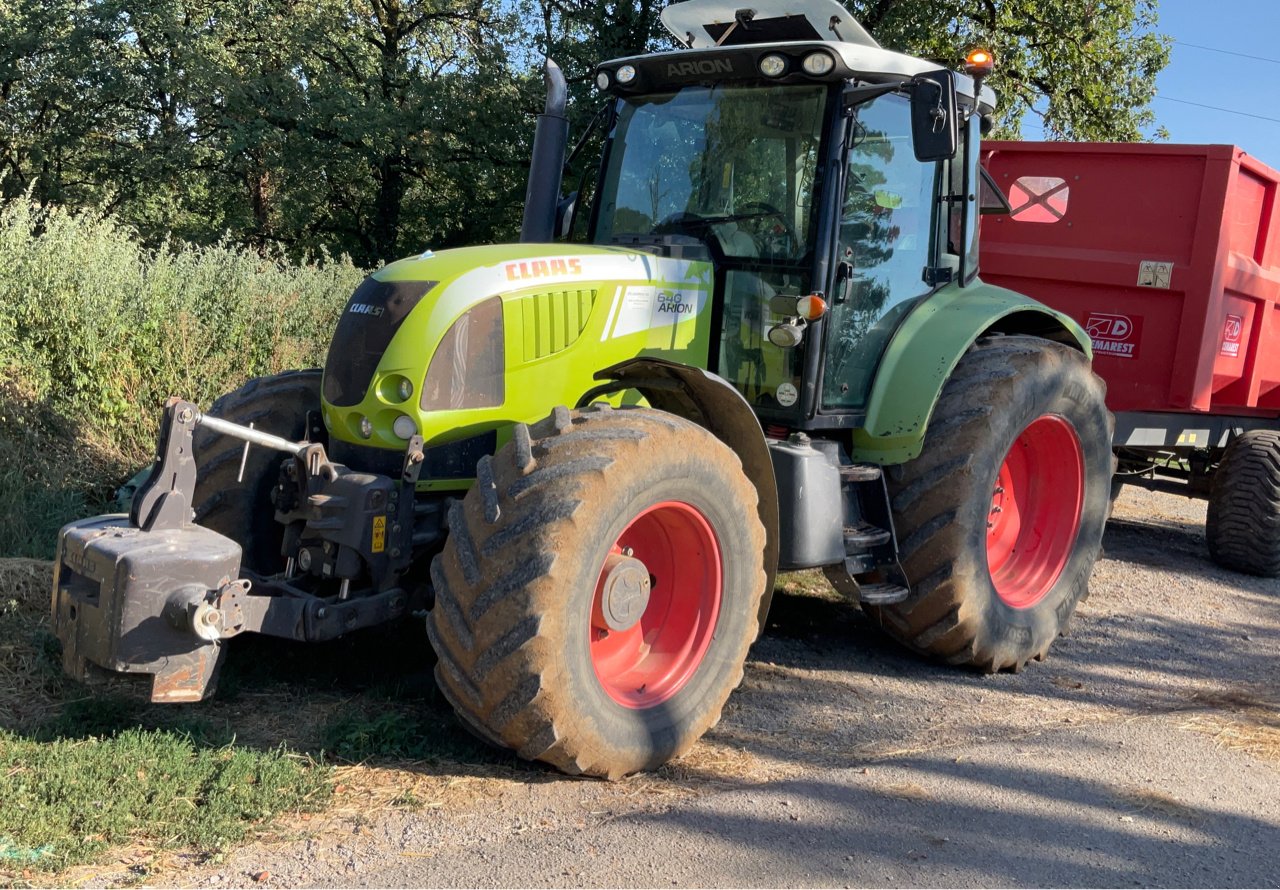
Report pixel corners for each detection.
[0,561,334,877]
[0,728,329,872]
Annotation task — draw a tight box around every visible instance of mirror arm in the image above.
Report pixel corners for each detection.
[842,81,910,112]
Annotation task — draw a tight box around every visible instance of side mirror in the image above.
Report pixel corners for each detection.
[910,70,958,162]
[555,192,578,240]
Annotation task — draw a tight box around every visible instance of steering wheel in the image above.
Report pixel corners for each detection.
[734,201,801,259]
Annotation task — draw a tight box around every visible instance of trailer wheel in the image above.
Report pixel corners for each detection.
[866,336,1112,672]
[192,370,322,571]
[1206,430,1280,577]
[427,405,766,778]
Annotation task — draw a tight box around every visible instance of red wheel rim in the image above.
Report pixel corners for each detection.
[986,415,1084,609]
[590,501,722,709]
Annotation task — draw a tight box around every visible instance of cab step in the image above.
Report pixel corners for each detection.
[821,565,911,605]
[844,522,892,550]
[855,582,910,605]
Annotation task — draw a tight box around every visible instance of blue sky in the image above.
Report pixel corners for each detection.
[1143,0,1280,169]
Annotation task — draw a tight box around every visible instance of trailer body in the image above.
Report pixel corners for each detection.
[982,141,1280,447]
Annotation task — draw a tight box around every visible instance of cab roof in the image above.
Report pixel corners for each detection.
[660,0,879,50]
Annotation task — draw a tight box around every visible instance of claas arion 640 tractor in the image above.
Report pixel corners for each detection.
[52,0,1112,778]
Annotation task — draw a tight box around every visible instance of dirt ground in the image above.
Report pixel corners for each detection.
[49,487,1280,887]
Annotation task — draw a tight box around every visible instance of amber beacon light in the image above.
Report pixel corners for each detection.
[964,48,995,77]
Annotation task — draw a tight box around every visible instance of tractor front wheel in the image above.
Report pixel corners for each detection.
[867,336,1112,671]
[427,405,766,778]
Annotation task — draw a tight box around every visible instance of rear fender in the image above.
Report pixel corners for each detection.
[853,280,1092,465]
[588,359,780,631]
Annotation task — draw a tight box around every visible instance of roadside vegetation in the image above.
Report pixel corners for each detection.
[0,198,363,558]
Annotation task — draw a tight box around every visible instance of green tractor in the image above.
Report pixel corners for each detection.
[52,0,1112,778]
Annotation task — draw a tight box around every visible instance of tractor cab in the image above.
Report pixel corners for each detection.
[584,0,995,426]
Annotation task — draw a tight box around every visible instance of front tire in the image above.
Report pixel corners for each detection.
[427,405,766,778]
[866,336,1112,671]
[1206,430,1280,577]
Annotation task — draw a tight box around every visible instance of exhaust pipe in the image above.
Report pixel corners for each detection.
[520,58,569,243]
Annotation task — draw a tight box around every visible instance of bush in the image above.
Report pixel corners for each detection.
[0,199,364,557]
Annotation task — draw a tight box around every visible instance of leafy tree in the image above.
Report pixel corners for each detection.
[848,0,1170,140]
[202,0,532,265]
[0,0,1169,264]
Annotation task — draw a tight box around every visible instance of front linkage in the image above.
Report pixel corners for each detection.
[52,398,431,702]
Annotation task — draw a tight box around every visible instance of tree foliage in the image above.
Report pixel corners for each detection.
[0,0,1168,264]
[848,0,1169,140]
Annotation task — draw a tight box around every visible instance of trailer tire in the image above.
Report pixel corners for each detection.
[427,405,766,778]
[865,336,1112,672]
[1206,430,1280,577]
[192,370,322,572]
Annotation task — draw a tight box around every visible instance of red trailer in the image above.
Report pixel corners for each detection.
[981,141,1280,576]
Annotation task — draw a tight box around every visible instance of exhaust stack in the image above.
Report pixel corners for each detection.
[520,58,569,243]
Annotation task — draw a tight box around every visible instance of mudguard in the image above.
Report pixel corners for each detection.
[852,279,1092,465]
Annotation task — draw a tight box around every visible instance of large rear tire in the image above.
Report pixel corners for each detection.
[192,370,322,572]
[427,405,766,778]
[1206,430,1280,577]
[866,336,1112,671]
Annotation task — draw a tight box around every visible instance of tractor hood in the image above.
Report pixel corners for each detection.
[321,244,714,466]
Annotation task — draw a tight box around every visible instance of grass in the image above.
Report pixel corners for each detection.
[0,560,334,878]
[0,729,329,873]
[0,557,798,882]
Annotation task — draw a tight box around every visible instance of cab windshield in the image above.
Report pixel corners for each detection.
[595,84,827,263]
[594,84,831,412]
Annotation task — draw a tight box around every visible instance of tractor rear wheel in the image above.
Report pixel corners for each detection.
[192,370,321,572]
[866,336,1112,671]
[427,405,766,778]
[1206,430,1280,577]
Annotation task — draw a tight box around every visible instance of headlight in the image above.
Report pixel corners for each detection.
[421,297,505,411]
[759,54,788,77]
[616,65,637,84]
[596,71,611,90]
[356,415,373,439]
[392,414,418,440]
[802,52,835,76]
[378,374,414,403]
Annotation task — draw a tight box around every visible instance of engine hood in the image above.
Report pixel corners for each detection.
[322,243,715,469]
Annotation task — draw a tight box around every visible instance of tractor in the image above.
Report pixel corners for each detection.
[52,0,1112,778]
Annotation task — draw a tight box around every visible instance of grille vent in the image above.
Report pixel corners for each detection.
[519,289,598,360]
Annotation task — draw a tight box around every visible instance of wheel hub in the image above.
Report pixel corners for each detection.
[597,553,651,632]
[589,501,723,709]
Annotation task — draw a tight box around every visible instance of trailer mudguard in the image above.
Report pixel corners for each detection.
[851,279,1092,465]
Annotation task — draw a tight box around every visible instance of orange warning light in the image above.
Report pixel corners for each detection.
[797,295,828,321]
[965,49,995,76]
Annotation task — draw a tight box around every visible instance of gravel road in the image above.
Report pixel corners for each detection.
[157,486,1278,888]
